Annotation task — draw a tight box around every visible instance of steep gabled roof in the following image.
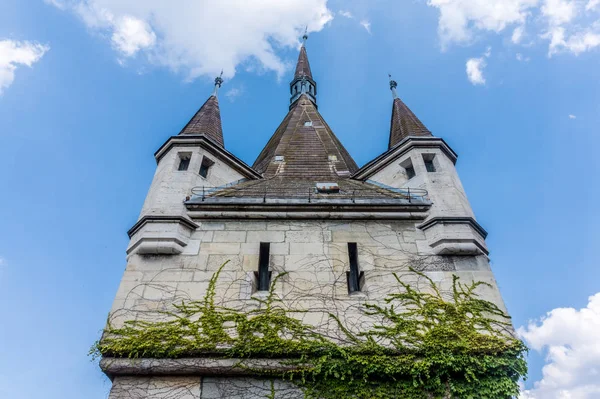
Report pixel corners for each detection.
[179,94,224,147]
[388,97,432,149]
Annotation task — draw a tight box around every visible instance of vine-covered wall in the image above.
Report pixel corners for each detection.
[96,263,527,399]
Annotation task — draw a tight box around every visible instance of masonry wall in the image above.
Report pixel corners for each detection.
[140,146,245,218]
[370,147,475,218]
[110,219,503,331]
[107,218,503,398]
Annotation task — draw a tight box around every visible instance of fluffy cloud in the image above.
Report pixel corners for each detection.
[466,46,491,85]
[569,114,577,118]
[426,0,538,47]
[0,40,49,95]
[518,293,600,399]
[426,0,600,56]
[48,0,333,80]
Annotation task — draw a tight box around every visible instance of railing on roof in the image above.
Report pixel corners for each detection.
[189,180,428,204]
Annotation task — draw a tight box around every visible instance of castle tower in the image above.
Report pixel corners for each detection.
[100,35,514,399]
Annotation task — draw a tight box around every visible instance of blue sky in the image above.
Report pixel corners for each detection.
[1,0,599,398]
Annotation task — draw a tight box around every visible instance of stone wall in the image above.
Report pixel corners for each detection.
[109,219,504,332]
[370,146,475,219]
[140,145,245,218]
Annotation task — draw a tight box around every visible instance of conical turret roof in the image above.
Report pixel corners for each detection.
[388,97,432,149]
[179,93,224,147]
[294,46,313,80]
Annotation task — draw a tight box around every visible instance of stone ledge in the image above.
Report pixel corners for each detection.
[417,217,488,239]
[100,357,303,379]
[128,216,199,238]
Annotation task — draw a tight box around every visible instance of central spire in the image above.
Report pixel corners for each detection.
[290,30,316,108]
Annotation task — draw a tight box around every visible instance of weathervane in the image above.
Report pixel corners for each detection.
[388,73,398,99]
[213,70,224,96]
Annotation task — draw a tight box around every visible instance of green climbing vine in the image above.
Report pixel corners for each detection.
[92,263,527,398]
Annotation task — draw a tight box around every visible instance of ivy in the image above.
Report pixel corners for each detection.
[92,264,527,398]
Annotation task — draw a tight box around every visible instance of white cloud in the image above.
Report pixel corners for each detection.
[466,57,487,84]
[224,87,242,102]
[426,0,600,56]
[111,16,156,56]
[426,0,539,48]
[541,0,578,26]
[360,20,372,34]
[49,0,333,80]
[516,52,531,61]
[545,26,600,55]
[466,46,491,85]
[513,25,525,43]
[587,0,600,11]
[0,40,49,95]
[339,10,353,18]
[518,293,600,399]
[569,114,577,118]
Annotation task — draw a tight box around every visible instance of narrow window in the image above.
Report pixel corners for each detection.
[423,154,436,172]
[257,242,271,291]
[400,158,415,179]
[304,121,313,126]
[199,156,215,178]
[347,243,363,293]
[328,155,338,162]
[274,155,285,162]
[177,154,191,171]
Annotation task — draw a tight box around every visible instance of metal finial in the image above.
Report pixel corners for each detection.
[389,74,398,99]
[302,26,308,45]
[213,70,224,96]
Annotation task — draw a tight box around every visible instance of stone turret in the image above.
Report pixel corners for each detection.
[101,33,513,399]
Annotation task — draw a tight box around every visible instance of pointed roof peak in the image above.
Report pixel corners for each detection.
[178,76,225,146]
[388,95,432,149]
[294,39,313,80]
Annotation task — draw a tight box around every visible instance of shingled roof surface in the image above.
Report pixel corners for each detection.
[388,97,432,149]
[205,95,410,201]
[179,95,224,147]
[294,46,313,80]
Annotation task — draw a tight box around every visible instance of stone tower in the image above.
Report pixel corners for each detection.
[100,35,512,399]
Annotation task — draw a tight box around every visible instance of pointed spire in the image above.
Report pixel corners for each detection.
[388,75,432,149]
[290,30,316,107]
[178,74,225,147]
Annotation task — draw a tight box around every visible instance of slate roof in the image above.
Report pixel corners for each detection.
[199,42,428,204]
[179,95,224,147]
[388,97,432,149]
[253,94,357,178]
[294,46,313,80]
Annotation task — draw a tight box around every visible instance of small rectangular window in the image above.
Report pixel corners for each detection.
[328,155,338,162]
[347,243,363,293]
[275,155,285,162]
[199,156,215,178]
[304,121,313,126]
[177,154,191,171]
[400,158,415,179]
[423,154,436,172]
[257,242,271,291]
